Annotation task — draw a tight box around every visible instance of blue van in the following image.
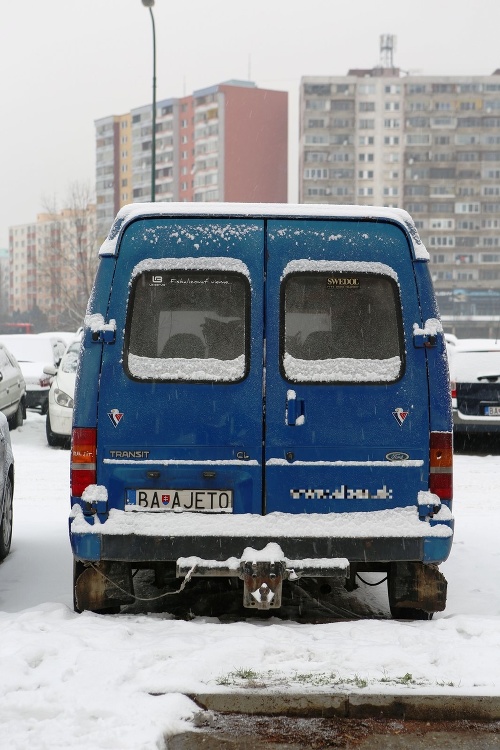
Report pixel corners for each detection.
[70,203,453,618]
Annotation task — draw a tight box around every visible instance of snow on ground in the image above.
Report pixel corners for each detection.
[1,413,500,749]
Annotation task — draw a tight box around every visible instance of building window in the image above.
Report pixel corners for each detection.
[455,203,480,213]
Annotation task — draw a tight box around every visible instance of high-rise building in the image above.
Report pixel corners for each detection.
[95,80,288,239]
[300,61,500,336]
[8,204,97,328]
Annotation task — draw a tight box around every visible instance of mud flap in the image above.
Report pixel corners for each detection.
[74,561,135,612]
[388,561,447,614]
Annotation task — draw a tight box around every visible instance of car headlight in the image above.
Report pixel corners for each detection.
[54,388,74,409]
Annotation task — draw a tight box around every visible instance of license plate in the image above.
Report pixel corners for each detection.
[129,489,233,512]
[485,406,500,416]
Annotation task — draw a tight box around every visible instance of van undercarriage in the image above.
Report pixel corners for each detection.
[72,531,449,619]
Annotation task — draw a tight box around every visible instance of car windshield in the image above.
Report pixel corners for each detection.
[453,349,500,381]
[60,343,80,374]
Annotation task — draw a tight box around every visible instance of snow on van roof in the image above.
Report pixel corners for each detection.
[99,202,429,261]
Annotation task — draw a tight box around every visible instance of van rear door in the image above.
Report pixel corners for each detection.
[264,218,430,515]
[96,217,265,515]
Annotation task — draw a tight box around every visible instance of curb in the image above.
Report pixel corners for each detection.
[191,691,500,722]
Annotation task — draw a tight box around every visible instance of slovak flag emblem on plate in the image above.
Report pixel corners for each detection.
[108,408,124,427]
[392,407,409,427]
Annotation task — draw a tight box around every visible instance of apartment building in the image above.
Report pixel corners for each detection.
[300,67,500,336]
[95,80,288,239]
[8,204,97,328]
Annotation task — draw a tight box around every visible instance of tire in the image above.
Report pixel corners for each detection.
[73,560,121,614]
[0,475,13,561]
[46,412,61,447]
[8,401,24,431]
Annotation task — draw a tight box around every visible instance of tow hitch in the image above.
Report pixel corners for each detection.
[177,543,350,611]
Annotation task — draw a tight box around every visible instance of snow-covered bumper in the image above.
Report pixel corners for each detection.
[69,504,454,567]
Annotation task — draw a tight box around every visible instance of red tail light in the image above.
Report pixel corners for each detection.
[429,431,453,501]
[71,427,96,497]
[451,380,456,399]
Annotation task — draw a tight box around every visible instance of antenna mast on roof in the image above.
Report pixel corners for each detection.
[380,34,396,68]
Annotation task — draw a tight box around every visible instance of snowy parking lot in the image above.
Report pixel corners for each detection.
[1,413,500,748]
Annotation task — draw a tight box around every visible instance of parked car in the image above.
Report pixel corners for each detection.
[0,411,14,560]
[0,334,62,414]
[45,337,81,446]
[450,338,500,435]
[0,342,26,430]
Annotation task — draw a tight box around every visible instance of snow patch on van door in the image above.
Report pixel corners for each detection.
[128,353,245,382]
[284,354,401,383]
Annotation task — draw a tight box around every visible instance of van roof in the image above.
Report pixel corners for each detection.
[100,202,429,262]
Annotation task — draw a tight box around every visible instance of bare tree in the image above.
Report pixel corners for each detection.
[37,182,99,328]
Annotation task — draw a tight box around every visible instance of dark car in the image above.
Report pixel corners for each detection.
[450,338,500,435]
[0,412,14,560]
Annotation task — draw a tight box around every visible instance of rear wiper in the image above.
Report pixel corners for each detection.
[477,374,500,383]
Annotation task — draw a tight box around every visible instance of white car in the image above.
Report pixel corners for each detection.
[0,342,26,429]
[0,335,61,414]
[45,338,81,446]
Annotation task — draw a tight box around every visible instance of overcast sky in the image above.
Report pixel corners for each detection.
[1,0,499,247]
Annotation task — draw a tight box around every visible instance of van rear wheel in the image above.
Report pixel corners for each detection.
[388,562,446,620]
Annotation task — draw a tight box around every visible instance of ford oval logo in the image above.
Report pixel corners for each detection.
[386,451,410,462]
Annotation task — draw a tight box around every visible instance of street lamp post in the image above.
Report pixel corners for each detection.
[142,0,156,202]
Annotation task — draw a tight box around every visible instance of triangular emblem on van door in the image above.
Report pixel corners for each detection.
[392,407,409,427]
[108,409,124,427]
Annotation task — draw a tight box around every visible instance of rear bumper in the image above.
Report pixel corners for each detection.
[48,404,72,436]
[453,408,500,433]
[70,505,454,567]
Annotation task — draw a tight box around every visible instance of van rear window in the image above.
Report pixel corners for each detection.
[125,270,249,382]
[281,272,403,383]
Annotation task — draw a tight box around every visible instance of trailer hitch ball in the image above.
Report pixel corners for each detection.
[241,559,286,610]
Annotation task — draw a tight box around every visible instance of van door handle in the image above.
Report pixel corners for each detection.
[286,390,305,426]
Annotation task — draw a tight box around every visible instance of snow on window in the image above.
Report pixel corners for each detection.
[284,354,401,382]
[282,259,399,281]
[128,353,245,382]
[131,256,250,281]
